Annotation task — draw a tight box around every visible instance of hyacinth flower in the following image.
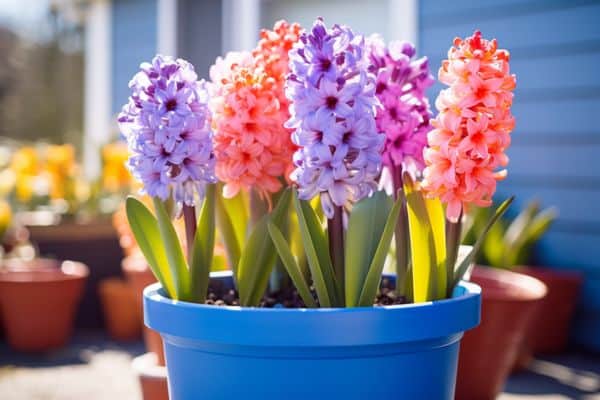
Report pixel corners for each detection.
[266,18,403,308]
[119,55,218,302]
[367,36,434,295]
[417,31,516,298]
[209,21,300,217]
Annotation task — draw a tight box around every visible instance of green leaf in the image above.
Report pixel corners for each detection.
[345,191,392,307]
[504,200,538,248]
[356,195,403,307]
[404,177,437,303]
[222,190,249,246]
[453,196,514,288]
[482,211,507,267]
[268,222,317,308]
[125,197,176,298]
[215,194,241,278]
[293,190,339,307]
[189,184,215,303]
[152,197,191,301]
[237,189,291,306]
[425,196,447,299]
[508,206,557,266]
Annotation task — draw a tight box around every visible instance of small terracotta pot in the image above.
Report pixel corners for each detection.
[0,260,88,352]
[514,266,582,366]
[98,278,142,341]
[2,257,60,271]
[456,266,547,400]
[122,255,165,365]
[132,352,169,400]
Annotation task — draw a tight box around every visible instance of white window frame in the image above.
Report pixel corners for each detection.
[83,0,112,179]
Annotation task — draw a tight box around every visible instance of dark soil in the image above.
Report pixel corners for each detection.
[205,277,406,308]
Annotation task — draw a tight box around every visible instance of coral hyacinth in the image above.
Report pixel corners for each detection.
[422,31,516,222]
[210,21,300,200]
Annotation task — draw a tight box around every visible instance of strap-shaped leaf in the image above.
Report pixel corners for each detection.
[222,190,249,247]
[189,184,215,303]
[404,177,437,303]
[268,222,317,308]
[345,191,392,307]
[293,191,339,307]
[425,197,447,299]
[215,194,241,278]
[125,197,176,298]
[453,196,514,288]
[237,189,291,306]
[508,206,557,266]
[356,195,403,307]
[153,197,191,301]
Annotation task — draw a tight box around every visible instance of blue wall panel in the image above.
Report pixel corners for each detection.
[112,0,157,116]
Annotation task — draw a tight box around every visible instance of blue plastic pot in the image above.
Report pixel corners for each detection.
[144,272,481,399]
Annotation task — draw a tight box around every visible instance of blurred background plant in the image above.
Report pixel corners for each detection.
[1,141,88,216]
[463,200,558,269]
[0,139,138,221]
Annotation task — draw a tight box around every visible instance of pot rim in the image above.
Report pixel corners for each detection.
[515,265,584,283]
[0,260,89,283]
[144,271,481,347]
[472,266,547,302]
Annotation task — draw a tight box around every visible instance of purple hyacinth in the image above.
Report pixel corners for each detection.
[118,55,216,206]
[286,18,384,218]
[367,35,434,172]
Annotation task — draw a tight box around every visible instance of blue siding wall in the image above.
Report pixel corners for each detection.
[419,0,600,348]
[112,0,158,115]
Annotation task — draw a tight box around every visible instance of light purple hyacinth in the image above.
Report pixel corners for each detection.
[118,55,216,206]
[286,18,384,218]
[367,35,434,172]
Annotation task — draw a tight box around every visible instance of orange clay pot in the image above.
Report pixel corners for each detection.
[98,278,142,341]
[2,257,60,271]
[513,266,582,368]
[455,266,547,400]
[122,255,165,365]
[132,352,169,400]
[0,261,88,352]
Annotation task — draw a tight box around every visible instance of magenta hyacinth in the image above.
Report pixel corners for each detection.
[286,18,384,218]
[367,36,434,172]
[118,55,216,206]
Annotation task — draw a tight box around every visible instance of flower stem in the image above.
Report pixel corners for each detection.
[249,189,268,229]
[182,204,196,264]
[328,205,345,298]
[391,166,409,296]
[445,210,463,298]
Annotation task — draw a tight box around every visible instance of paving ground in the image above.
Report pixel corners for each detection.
[1,333,599,399]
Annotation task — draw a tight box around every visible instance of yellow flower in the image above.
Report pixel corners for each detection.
[46,144,76,176]
[0,199,12,240]
[11,146,39,176]
[102,142,131,192]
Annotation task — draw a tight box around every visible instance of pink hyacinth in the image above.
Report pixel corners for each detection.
[367,36,434,172]
[209,21,300,200]
[422,31,516,222]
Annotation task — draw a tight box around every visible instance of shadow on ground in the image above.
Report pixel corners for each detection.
[0,331,145,368]
[504,351,600,399]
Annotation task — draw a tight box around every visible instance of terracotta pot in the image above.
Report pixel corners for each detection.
[98,278,142,341]
[26,218,124,330]
[512,266,582,369]
[0,260,88,352]
[2,257,60,271]
[456,266,547,400]
[132,352,169,400]
[122,255,165,365]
